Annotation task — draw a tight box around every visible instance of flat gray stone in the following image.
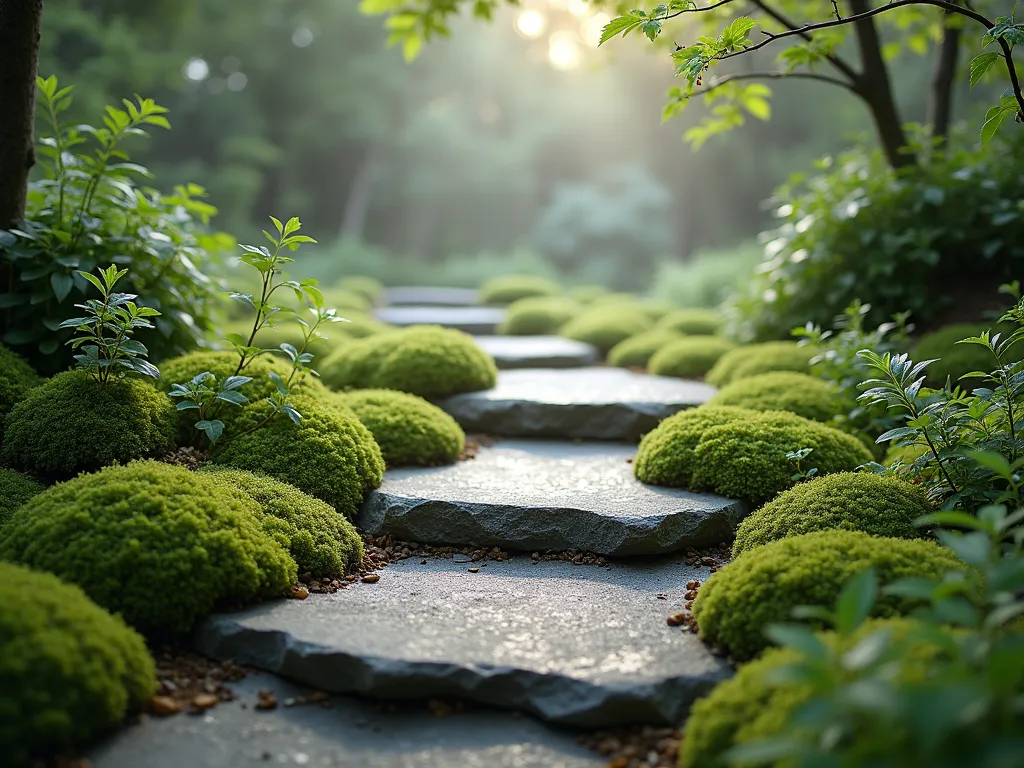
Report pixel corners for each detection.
[195,557,731,727]
[360,440,746,555]
[91,671,601,768]
[437,368,715,440]
[385,286,479,306]
[375,306,506,335]
[474,336,600,369]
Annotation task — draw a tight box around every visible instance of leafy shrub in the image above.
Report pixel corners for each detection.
[691,411,874,502]
[319,326,498,399]
[159,350,292,403]
[498,296,580,336]
[3,371,176,478]
[691,530,961,660]
[478,274,560,305]
[333,389,465,467]
[607,329,684,368]
[656,308,723,336]
[0,345,42,429]
[0,469,44,531]
[0,461,296,636]
[731,472,933,556]
[708,371,842,422]
[650,242,761,309]
[633,405,753,488]
[648,337,737,379]
[559,306,654,355]
[911,322,1023,389]
[212,394,384,517]
[200,467,363,577]
[0,563,155,767]
[705,341,814,387]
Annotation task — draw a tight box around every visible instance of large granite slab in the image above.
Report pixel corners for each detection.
[196,557,731,727]
[91,671,602,768]
[384,286,479,306]
[473,336,600,369]
[360,440,746,555]
[437,368,715,440]
[375,306,506,335]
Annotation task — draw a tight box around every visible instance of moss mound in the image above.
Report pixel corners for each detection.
[0,461,296,636]
[3,371,176,478]
[499,296,580,336]
[567,284,608,304]
[559,306,653,355]
[0,344,42,427]
[634,406,753,488]
[334,389,465,467]
[212,394,384,517]
[319,287,372,313]
[335,275,384,304]
[637,300,677,322]
[692,530,961,660]
[732,472,933,556]
[0,469,44,531]
[657,308,723,336]
[691,411,874,503]
[706,341,815,387]
[479,275,560,305]
[708,371,842,422]
[319,326,497,399]
[159,350,291,403]
[0,563,155,767]
[201,467,363,577]
[648,337,738,379]
[607,329,684,368]
[912,322,1023,389]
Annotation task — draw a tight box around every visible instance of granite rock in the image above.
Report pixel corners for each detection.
[375,306,506,335]
[474,336,599,369]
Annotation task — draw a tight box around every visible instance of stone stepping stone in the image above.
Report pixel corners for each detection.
[375,306,505,335]
[474,335,600,369]
[384,286,479,307]
[195,557,731,727]
[437,368,715,440]
[90,671,602,768]
[360,440,746,556]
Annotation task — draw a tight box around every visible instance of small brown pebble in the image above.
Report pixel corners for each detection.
[149,695,183,716]
[288,586,309,600]
[467,567,480,573]
[255,691,278,711]
[361,574,381,584]
[191,693,219,710]
[701,557,715,566]
[666,612,688,627]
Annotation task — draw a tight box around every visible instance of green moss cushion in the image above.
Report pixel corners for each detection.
[649,337,738,379]
[333,389,465,467]
[656,308,723,335]
[0,563,155,767]
[732,472,934,557]
[3,371,176,479]
[319,286,373,313]
[0,461,296,636]
[335,276,384,304]
[319,326,498,399]
[634,406,754,488]
[692,530,961,660]
[212,394,384,517]
[499,296,580,336]
[0,469,44,531]
[912,322,1024,389]
[567,284,608,304]
[607,329,684,369]
[479,275,560,305]
[0,344,42,427]
[201,467,363,577]
[559,306,654,355]
[708,371,842,422]
[706,341,815,387]
[691,411,874,503]
[637,301,678,322]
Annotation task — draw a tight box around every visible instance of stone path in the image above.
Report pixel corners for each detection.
[384,286,479,306]
[375,306,506,335]
[474,335,599,369]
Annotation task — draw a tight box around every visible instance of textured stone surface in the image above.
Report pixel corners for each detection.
[360,441,746,555]
[91,671,602,768]
[196,557,731,727]
[375,306,505,334]
[384,286,479,307]
[437,368,715,440]
[474,336,600,369]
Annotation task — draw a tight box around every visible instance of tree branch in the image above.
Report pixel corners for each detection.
[697,70,859,97]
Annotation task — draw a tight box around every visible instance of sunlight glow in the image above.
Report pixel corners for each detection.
[581,12,611,47]
[292,27,314,47]
[566,0,591,17]
[516,10,547,39]
[548,31,581,70]
[183,57,209,82]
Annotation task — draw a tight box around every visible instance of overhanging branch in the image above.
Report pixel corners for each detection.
[697,70,859,97]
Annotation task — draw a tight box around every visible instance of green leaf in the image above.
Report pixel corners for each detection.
[982,103,1014,146]
[763,624,830,660]
[935,530,991,568]
[971,52,1000,89]
[966,449,1012,479]
[835,568,877,635]
[722,16,756,49]
[721,737,804,765]
[599,15,644,46]
[196,419,225,444]
[49,272,74,303]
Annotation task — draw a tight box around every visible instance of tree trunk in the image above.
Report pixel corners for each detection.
[0,0,43,228]
[849,0,917,168]
[928,10,961,146]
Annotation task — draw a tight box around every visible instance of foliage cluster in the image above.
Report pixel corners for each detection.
[0,469,45,531]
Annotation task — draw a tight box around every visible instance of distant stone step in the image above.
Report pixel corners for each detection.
[360,440,746,556]
[195,557,732,727]
[437,368,715,440]
[375,305,506,335]
[384,286,479,307]
[474,335,599,369]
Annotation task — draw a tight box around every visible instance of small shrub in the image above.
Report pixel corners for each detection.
[691,411,874,502]
[559,306,653,355]
[648,337,737,379]
[0,345,42,429]
[499,296,580,336]
[159,350,291,403]
[657,308,723,335]
[633,406,753,488]
[3,370,176,478]
[731,472,933,556]
[691,530,961,660]
[708,371,842,422]
[0,461,296,636]
[705,341,814,387]
[200,467,363,576]
[0,563,155,767]
[212,394,384,517]
[912,322,1024,389]
[0,469,44,531]
[607,329,684,368]
[479,274,560,305]
[334,389,465,467]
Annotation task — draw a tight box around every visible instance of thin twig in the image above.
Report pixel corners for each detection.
[696,70,859,97]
